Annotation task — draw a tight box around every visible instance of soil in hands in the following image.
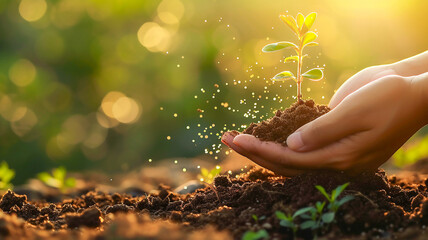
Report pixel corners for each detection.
[243,99,330,145]
[1,168,428,239]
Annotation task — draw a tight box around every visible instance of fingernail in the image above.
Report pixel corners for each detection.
[287,132,304,150]
[232,134,250,147]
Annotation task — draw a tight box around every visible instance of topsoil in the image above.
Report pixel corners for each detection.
[243,99,330,146]
[0,167,428,240]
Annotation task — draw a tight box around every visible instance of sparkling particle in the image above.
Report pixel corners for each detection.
[148,159,153,162]
[167,136,171,140]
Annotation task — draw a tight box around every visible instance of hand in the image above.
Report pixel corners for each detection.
[222,74,428,175]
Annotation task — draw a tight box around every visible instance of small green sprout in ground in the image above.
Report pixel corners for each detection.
[275,207,313,238]
[0,161,15,190]
[276,183,353,239]
[263,12,323,102]
[37,167,76,192]
[198,165,222,184]
[242,229,269,240]
[252,214,266,224]
[198,166,222,201]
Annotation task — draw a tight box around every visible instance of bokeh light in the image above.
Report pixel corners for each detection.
[19,0,47,22]
[9,59,36,87]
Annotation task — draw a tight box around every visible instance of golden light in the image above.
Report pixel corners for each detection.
[96,111,119,129]
[112,97,141,124]
[157,0,184,24]
[101,91,126,118]
[137,22,171,52]
[9,59,36,87]
[100,91,141,126]
[19,0,47,22]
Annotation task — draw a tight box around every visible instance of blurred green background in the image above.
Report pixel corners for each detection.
[0,0,427,184]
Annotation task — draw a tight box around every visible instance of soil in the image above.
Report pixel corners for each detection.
[0,167,428,239]
[243,99,330,146]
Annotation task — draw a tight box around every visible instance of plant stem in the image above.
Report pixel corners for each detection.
[296,41,303,102]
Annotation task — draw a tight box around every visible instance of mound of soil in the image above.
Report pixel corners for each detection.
[0,168,428,239]
[243,99,330,146]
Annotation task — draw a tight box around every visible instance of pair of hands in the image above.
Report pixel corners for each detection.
[222,62,428,176]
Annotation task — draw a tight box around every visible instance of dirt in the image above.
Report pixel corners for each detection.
[243,99,330,146]
[0,167,428,239]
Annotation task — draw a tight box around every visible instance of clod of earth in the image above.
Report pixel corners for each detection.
[243,99,329,145]
[0,168,427,239]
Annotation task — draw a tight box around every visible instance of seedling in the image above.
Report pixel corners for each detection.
[252,214,266,224]
[0,161,15,190]
[263,12,323,102]
[198,166,222,202]
[315,183,354,213]
[275,183,353,239]
[242,229,269,240]
[37,167,76,192]
[198,165,222,184]
[275,208,313,238]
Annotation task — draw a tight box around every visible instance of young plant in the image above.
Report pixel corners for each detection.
[275,208,313,238]
[198,165,222,184]
[197,166,222,201]
[263,12,323,102]
[0,161,15,190]
[37,167,76,192]
[276,183,353,239]
[315,183,354,213]
[242,229,269,240]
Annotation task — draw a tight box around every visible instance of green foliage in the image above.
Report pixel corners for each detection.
[242,229,269,240]
[263,12,324,101]
[37,167,76,192]
[393,135,428,167]
[275,183,353,239]
[0,161,15,190]
[198,166,222,184]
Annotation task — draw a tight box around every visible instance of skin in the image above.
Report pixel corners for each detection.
[222,51,428,176]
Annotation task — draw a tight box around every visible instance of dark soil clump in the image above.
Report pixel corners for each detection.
[243,99,330,145]
[0,168,428,239]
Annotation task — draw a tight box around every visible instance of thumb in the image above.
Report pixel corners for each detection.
[286,107,361,152]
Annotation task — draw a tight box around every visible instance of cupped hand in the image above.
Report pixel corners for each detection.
[222,74,428,176]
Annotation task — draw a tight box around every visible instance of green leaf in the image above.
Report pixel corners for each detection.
[315,201,326,212]
[304,12,317,30]
[262,42,297,52]
[201,168,209,177]
[279,219,294,228]
[315,185,331,201]
[304,42,319,48]
[242,229,269,240]
[252,214,258,221]
[53,167,66,181]
[332,183,349,200]
[296,13,304,30]
[64,177,76,188]
[272,71,296,82]
[302,68,324,81]
[279,15,299,34]
[284,56,299,63]
[300,220,316,230]
[322,212,335,223]
[302,31,318,46]
[337,195,354,207]
[293,206,315,218]
[275,211,287,220]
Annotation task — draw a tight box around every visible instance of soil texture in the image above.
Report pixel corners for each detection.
[0,168,428,239]
[243,99,330,146]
